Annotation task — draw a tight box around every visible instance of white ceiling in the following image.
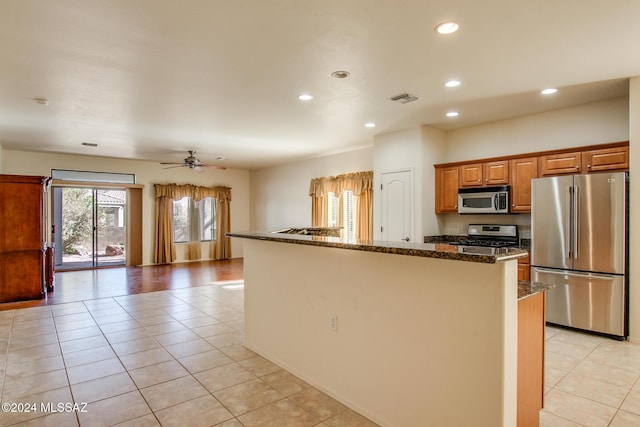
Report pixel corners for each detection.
[0,0,638,170]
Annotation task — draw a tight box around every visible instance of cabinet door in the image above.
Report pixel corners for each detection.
[484,161,509,185]
[0,181,44,252]
[517,252,531,281]
[582,146,629,173]
[459,163,483,187]
[538,152,582,176]
[517,292,545,427]
[435,166,459,213]
[510,157,538,212]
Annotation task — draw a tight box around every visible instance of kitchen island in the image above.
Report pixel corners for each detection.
[228,231,537,427]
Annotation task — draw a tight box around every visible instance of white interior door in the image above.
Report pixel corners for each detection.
[381,170,413,242]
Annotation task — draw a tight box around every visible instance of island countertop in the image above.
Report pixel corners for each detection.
[227,230,529,264]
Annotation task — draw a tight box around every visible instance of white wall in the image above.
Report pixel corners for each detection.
[628,78,640,342]
[250,148,373,231]
[445,97,629,163]
[1,149,250,264]
[438,97,630,236]
[373,126,446,241]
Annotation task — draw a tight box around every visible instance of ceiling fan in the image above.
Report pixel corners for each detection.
[160,151,226,172]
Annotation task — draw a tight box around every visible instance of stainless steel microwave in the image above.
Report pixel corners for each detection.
[458,186,510,214]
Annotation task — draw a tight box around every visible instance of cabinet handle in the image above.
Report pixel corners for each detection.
[485,178,488,182]
[575,165,579,169]
[587,164,591,168]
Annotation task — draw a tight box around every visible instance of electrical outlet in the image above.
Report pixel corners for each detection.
[330,315,338,332]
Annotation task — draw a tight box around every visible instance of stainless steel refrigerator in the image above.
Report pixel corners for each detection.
[531,171,628,338]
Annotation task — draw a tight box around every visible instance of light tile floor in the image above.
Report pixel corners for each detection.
[541,326,640,426]
[3,281,640,427]
[0,280,378,427]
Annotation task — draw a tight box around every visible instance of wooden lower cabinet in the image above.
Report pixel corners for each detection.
[517,252,530,281]
[518,292,545,427]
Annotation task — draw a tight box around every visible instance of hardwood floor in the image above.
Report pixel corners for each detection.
[0,258,244,311]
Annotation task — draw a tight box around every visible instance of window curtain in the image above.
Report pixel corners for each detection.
[154,183,232,264]
[309,171,373,239]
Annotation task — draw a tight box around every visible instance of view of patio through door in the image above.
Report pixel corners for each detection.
[53,187,127,270]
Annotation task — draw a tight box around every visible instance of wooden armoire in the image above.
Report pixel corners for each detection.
[0,174,51,303]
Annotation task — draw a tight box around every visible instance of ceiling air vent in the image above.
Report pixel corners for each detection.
[389,93,419,104]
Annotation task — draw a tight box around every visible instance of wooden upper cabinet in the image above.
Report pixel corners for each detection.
[538,152,582,176]
[582,145,629,173]
[459,163,484,187]
[510,157,538,213]
[484,160,509,185]
[434,142,628,214]
[435,166,459,213]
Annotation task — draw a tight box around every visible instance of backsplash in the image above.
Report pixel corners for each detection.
[437,213,531,236]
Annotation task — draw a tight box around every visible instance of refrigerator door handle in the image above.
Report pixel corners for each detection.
[565,186,572,259]
[533,267,616,281]
[574,185,580,260]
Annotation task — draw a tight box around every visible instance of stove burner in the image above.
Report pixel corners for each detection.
[453,239,518,248]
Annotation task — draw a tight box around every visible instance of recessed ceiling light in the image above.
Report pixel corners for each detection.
[435,21,459,35]
[446,111,459,118]
[364,122,376,128]
[541,88,558,95]
[331,71,350,79]
[298,93,313,101]
[444,80,461,88]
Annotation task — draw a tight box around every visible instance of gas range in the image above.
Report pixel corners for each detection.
[450,224,519,249]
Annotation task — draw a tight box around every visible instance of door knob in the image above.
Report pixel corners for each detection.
[404,237,410,242]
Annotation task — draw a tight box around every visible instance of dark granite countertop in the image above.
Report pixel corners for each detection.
[518,280,554,300]
[227,231,529,264]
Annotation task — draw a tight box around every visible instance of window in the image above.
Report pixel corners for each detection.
[327,190,356,239]
[173,197,217,242]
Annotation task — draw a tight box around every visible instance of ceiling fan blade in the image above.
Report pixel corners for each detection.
[162,165,185,169]
[160,162,185,165]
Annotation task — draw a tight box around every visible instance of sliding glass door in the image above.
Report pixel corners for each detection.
[53,187,127,270]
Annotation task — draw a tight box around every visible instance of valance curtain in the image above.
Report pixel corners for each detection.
[309,171,373,240]
[154,183,232,264]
